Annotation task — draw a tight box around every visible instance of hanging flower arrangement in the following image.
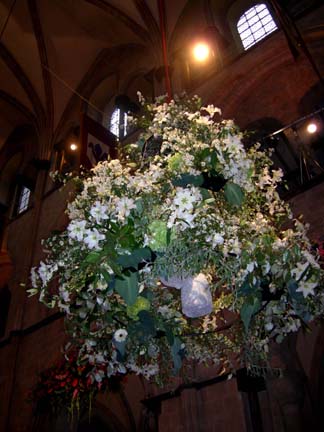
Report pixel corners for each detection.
[29,94,324,386]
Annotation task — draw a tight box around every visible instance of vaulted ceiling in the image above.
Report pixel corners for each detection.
[0,0,320,153]
[0,0,209,147]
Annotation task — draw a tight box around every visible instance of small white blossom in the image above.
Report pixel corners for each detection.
[115,197,136,221]
[84,228,105,249]
[296,279,318,297]
[173,187,201,211]
[38,261,57,287]
[90,201,109,224]
[67,220,87,241]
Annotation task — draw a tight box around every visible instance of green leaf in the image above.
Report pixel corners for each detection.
[164,325,174,346]
[117,247,152,269]
[287,279,304,301]
[137,137,146,150]
[210,152,218,170]
[199,187,212,200]
[147,221,169,251]
[129,322,146,343]
[108,278,115,292]
[84,252,101,263]
[114,340,126,358]
[101,269,112,283]
[118,229,137,250]
[115,272,139,305]
[135,199,143,213]
[240,297,261,332]
[138,310,156,336]
[237,279,255,297]
[224,182,244,207]
[104,313,113,324]
[172,173,204,187]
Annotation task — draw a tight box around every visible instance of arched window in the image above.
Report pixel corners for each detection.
[237,3,277,50]
[109,107,128,139]
[17,185,31,214]
[12,174,35,217]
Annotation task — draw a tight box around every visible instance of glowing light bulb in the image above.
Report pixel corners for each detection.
[70,143,78,151]
[307,123,317,134]
[193,43,210,62]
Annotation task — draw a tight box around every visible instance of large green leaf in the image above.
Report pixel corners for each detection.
[240,297,261,332]
[172,173,204,187]
[287,279,304,301]
[138,310,156,336]
[115,271,139,305]
[117,247,152,269]
[224,182,244,207]
[164,325,174,346]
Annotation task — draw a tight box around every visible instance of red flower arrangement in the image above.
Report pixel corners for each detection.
[318,242,324,260]
[312,237,324,266]
[29,352,123,417]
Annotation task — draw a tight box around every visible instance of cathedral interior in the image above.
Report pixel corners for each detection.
[0,0,324,431]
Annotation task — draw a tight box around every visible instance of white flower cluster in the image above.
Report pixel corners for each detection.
[167,186,202,230]
[29,93,324,384]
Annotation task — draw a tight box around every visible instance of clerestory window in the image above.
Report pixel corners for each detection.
[237,3,277,50]
[17,185,31,214]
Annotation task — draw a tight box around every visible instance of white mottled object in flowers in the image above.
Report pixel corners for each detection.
[181,273,213,318]
[113,329,128,342]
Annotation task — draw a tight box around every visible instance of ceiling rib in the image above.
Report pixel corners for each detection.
[0,89,37,126]
[28,0,54,133]
[133,0,161,48]
[0,42,45,128]
[85,0,151,42]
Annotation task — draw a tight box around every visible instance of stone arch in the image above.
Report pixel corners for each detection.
[0,152,24,211]
[0,124,39,172]
[77,402,130,432]
[31,397,132,432]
